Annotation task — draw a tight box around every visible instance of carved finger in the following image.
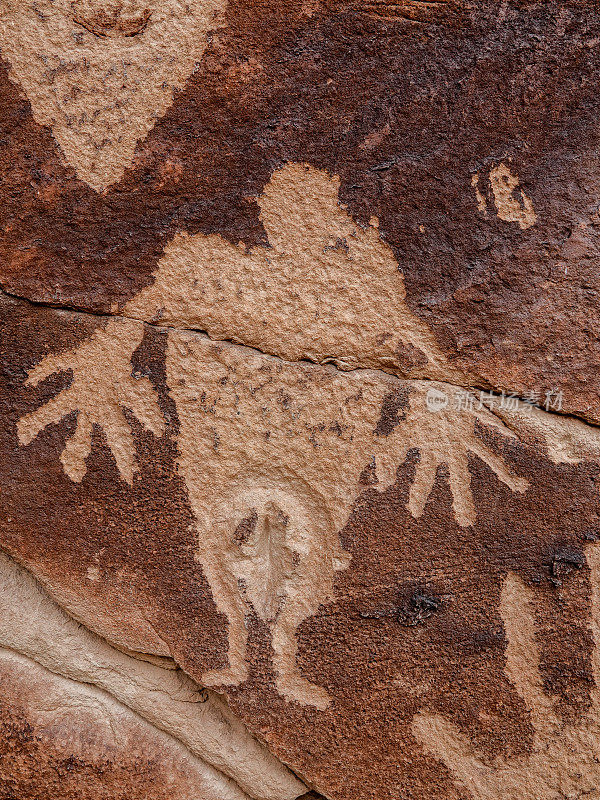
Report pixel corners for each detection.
[17,387,76,446]
[412,713,496,799]
[407,451,438,519]
[25,350,72,387]
[500,572,558,736]
[99,407,137,485]
[122,375,165,438]
[447,450,475,527]
[468,439,529,494]
[60,412,93,483]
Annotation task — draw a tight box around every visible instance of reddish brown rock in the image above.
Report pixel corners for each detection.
[0,542,306,799]
[2,2,600,799]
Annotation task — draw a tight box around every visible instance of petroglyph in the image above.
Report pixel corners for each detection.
[489,163,537,229]
[19,316,529,707]
[16,161,537,707]
[0,548,307,800]
[234,498,298,626]
[126,162,460,382]
[413,543,600,800]
[0,0,226,190]
[17,317,164,484]
[4,2,600,797]
[401,386,529,527]
[472,162,537,230]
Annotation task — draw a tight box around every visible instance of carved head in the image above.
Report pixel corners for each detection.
[0,0,228,190]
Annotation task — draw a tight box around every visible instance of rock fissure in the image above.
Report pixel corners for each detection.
[2,3,600,798]
[0,544,309,800]
[2,283,597,434]
[0,642,253,799]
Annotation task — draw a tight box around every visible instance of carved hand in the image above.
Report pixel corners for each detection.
[18,317,164,483]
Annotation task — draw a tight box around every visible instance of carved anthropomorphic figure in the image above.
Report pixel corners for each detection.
[17,164,530,708]
[5,0,600,798]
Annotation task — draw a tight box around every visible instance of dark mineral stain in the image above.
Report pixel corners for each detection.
[550,547,586,586]
[361,588,440,626]
[374,387,409,437]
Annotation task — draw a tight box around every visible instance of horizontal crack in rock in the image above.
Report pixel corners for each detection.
[2,283,597,432]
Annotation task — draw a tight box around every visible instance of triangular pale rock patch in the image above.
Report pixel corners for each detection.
[0,1,227,191]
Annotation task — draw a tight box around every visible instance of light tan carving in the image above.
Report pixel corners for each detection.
[168,333,397,709]
[18,163,533,707]
[400,386,528,527]
[235,497,297,626]
[489,162,537,229]
[472,162,536,230]
[413,543,600,799]
[0,0,226,191]
[19,318,529,707]
[17,317,164,484]
[126,162,461,383]
[0,548,307,800]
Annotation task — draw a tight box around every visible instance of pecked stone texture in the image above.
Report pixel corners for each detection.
[4,289,600,798]
[2,2,600,799]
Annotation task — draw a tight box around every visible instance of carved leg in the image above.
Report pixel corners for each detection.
[197,551,249,688]
[271,582,331,711]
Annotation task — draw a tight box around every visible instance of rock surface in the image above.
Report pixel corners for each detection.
[2,1,600,799]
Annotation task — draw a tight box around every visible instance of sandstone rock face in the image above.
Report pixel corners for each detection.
[2,2,600,799]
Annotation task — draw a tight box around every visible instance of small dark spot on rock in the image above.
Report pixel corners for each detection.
[233,510,257,546]
[399,592,440,627]
[360,590,440,626]
[370,159,397,172]
[549,548,585,586]
[323,237,349,253]
[395,340,428,372]
[329,420,343,436]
